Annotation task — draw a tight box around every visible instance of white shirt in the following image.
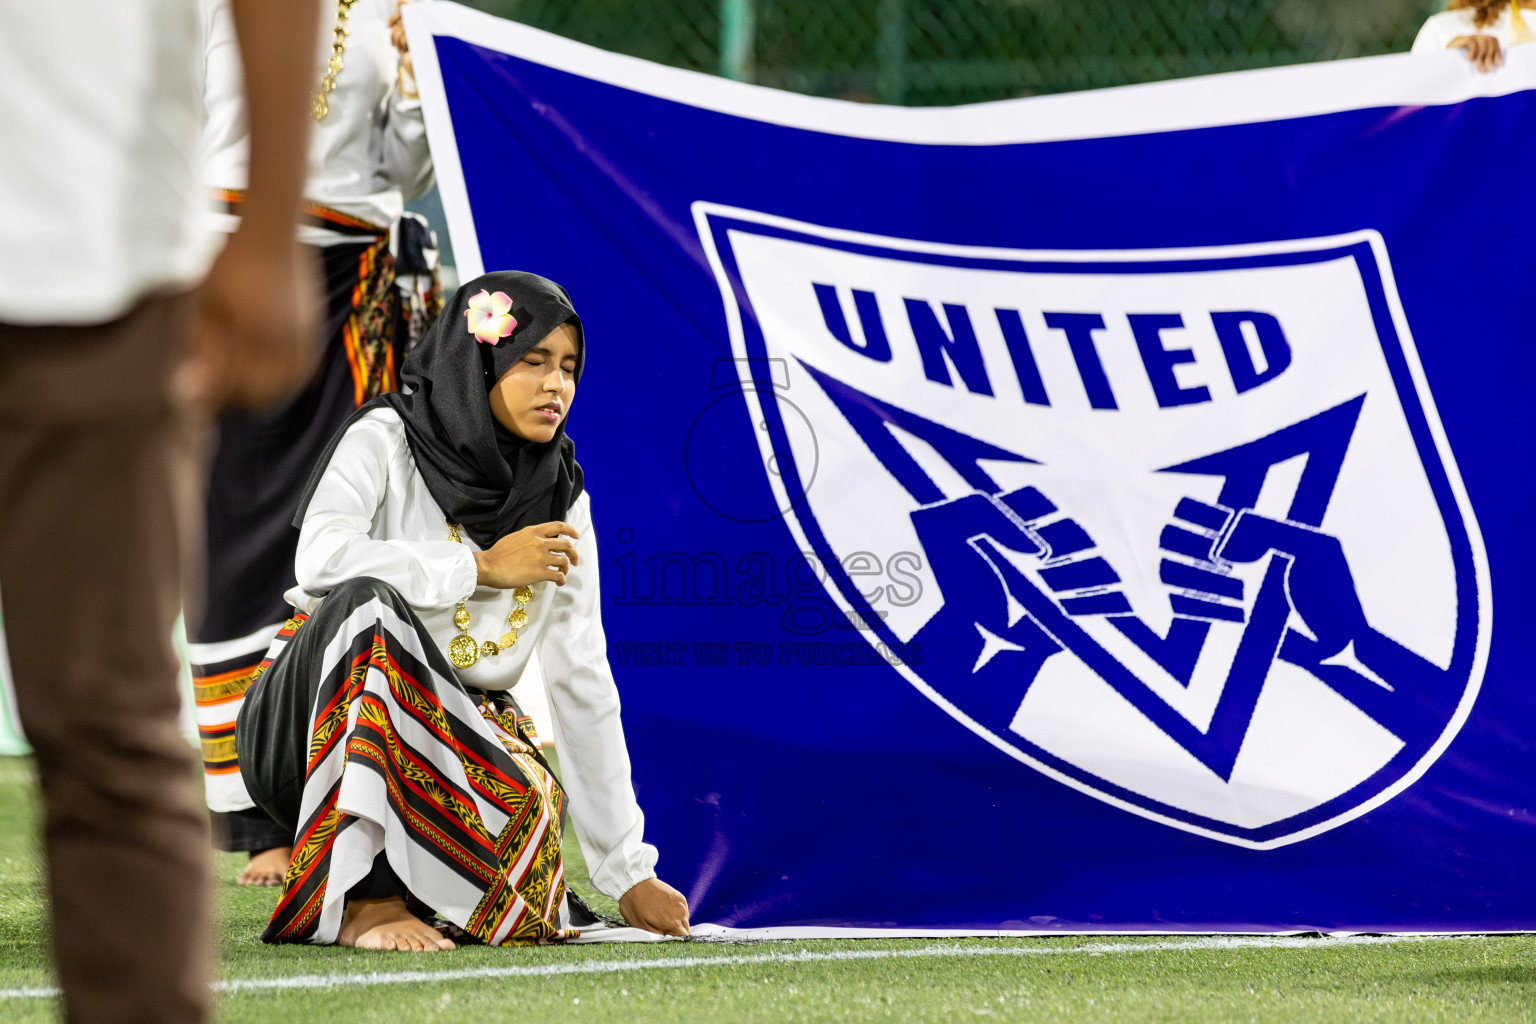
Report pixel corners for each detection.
[200,0,435,244]
[1414,7,1536,52]
[0,0,215,325]
[289,406,659,899]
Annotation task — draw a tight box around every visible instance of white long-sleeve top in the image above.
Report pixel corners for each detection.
[286,406,659,899]
[199,0,435,243]
[1414,7,1536,52]
[0,0,214,324]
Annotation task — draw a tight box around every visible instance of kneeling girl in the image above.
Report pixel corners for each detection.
[236,272,689,949]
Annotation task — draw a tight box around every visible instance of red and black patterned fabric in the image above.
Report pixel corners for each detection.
[237,578,573,946]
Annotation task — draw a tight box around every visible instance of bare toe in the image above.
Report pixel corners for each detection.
[239,847,292,887]
[338,895,457,953]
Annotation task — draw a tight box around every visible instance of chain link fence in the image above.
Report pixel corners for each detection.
[464,0,1445,106]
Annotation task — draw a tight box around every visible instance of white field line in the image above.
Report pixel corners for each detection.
[0,933,1477,1000]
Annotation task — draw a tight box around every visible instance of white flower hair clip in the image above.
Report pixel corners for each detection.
[464,289,516,344]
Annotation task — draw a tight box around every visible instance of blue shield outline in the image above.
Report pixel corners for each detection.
[694,201,1491,848]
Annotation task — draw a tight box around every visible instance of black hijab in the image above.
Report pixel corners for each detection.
[295,271,585,549]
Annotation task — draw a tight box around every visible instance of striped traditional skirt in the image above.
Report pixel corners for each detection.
[236,577,574,946]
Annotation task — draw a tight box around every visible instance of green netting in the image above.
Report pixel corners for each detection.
[464,0,1446,106]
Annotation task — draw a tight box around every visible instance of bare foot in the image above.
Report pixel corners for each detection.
[237,846,292,886]
[337,896,456,952]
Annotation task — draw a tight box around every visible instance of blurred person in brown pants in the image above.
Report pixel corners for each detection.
[0,0,322,1019]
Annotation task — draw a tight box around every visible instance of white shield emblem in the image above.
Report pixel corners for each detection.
[695,202,1490,848]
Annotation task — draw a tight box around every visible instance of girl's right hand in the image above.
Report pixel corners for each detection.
[618,878,691,937]
[1448,35,1503,73]
[472,522,581,589]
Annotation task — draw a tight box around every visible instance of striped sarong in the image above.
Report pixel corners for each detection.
[237,577,573,946]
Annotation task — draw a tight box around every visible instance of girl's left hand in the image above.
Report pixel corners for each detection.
[618,878,691,936]
[1448,34,1502,73]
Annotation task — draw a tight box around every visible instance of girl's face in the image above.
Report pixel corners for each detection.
[489,321,580,442]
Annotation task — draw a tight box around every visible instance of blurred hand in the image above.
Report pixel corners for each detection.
[182,230,320,413]
[388,0,413,79]
[618,878,690,936]
[1448,35,1502,73]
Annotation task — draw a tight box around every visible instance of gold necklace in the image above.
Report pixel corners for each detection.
[312,0,362,121]
[445,519,533,670]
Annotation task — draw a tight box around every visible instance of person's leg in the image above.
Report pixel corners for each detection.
[335,854,453,952]
[0,295,210,1023]
[238,578,457,951]
[238,578,566,949]
[237,577,430,836]
[196,242,361,887]
[196,243,361,649]
[213,808,293,886]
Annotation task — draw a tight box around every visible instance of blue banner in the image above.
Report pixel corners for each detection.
[406,3,1536,933]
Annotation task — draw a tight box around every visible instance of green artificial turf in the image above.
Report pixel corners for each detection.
[0,753,1532,1022]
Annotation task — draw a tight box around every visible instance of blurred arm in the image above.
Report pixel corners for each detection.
[187,0,324,412]
[229,0,320,242]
